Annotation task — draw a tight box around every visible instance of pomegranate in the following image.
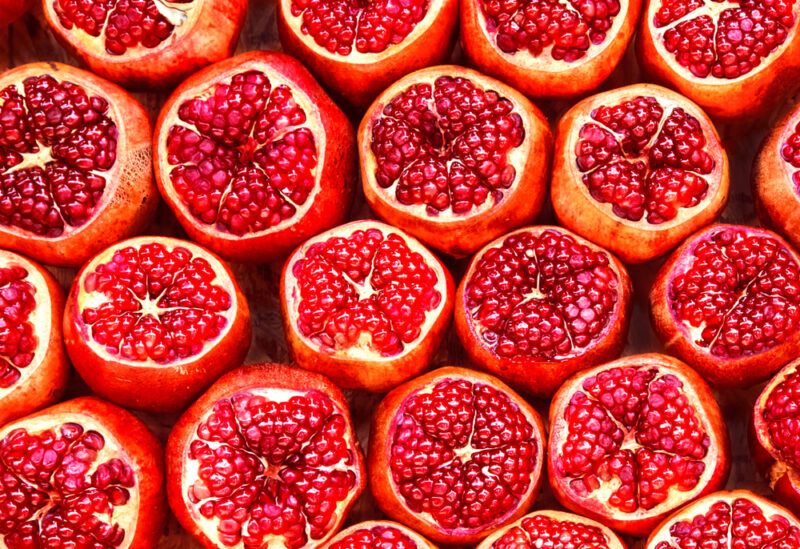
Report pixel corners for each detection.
[551,83,729,264]
[358,66,553,257]
[167,363,366,548]
[476,510,628,549]
[368,366,546,545]
[645,490,800,548]
[650,224,800,387]
[326,521,437,548]
[277,0,458,108]
[281,219,454,392]
[454,225,632,398]
[154,51,357,264]
[42,0,248,90]
[0,249,69,427]
[461,0,642,100]
[63,236,251,414]
[0,0,33,25]
[0,62,157,268]
[637,0,800,120]
[548,353,730,536]
[0,396,166,547]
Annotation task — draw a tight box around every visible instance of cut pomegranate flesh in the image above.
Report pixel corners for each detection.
[370,76,525,216]
[488,514,615,548]
[329,524,419,548]
[166,70,318,236]
[0,75,117,238]
[0,422,136,547]
[783,120,800,189]
[762,368,800,470]
[652,0,797,79]
[575,95,716,224]
[0,266,38,389]
[668,227,800,359]
[185,389,360,548]
[464,229,622,361]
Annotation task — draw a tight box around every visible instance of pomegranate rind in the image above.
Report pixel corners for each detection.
[0,62,157,267]
[368,366,546,545]
[280,219,454,392]
[326,520,438,548]
[41,0,248,90]
[63,236,251,414]
[277,0,458,108]
[0,396,167,548]
[551,83,729,264]
[548,353,730,536]
[167,363,366,549]
[454,225,632,398]
[460,0,643,99]
[154,51,357,264]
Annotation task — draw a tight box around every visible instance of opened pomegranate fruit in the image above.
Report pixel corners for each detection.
[0,62,156,267]
[63,236,251,413]
[0,0,33,26]
[460,0,642,99]
[359,66,553,257]
[637,0,800,120]
[551,84,729,264]
[326,521,436,548]
[167,363,365,548]
[277,0,458,108]
[548,353,730,536]
[155,51,356,263]
[368,366,545,545]
[0,396,166,547]
[42,0,248,90]
[455,225,632,398]
[651,224,800,387]
[645,490,800,548]
[476,509,628,549]
[281,219,453,392]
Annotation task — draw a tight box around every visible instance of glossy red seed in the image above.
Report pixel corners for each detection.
[0,266,37,389]
[329,525,420,549]
[782,121,800,189]
[491,514,612,548]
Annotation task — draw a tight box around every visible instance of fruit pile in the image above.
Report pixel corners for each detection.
[0,0,800,545]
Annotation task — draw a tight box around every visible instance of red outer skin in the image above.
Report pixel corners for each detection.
[650,223,800,388]
[277,0,458,108]
[0,63,157,268]
[358,66,554,257]
[167,363,367,549]
[154,51,357,264]
[551,83,729,264]
[0,251,69,427]
[280,220,455,392]
[2,396,167,547]
[460,0,643,99]
[42,0,248,90]
[326,521,438,548]
[548,353,731,536]
[454,225,633,398]
[63,236,252,414]
[368,366,547,545]
[0,0,33,26]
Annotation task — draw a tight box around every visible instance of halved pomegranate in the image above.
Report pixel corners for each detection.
[154,51,357,264]
[63,236,251,413]
[0,62,157,267]
[281,219,453,392]
[551,83,729,264]
[637,0,800,120]
[359,66,553,257]
[326,521,437,548]
[368,366,546,545]
[1,0,33,25]
[548,353,730,536]
[650,224,800,387]
[461,0,642,99]
[42,0,248,90]
[455,225,632,398]
[476,510,628,549]
[277,0,458,108]
[645,490,800,548]
[167,363,366,548]
[0,396,166,547]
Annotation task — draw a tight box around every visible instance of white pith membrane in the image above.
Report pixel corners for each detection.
[180,386,362,548]
[754,365,800,490]
[285,221,448,361]
[158,61,326,241]
[0,413,140,548]
[328,521,432,547]
[565,89,724,229]
[478,510,625,548]
[75,237,237,367]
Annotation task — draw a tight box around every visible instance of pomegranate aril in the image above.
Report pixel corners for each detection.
[0,266,37,389]
[329,524,420,549]
[782,122,800,190]
[763,369,800,470]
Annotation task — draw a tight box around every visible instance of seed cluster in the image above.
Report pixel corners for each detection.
[782,120,800,189]
[763,368,800,471]
[329,524,419,549]
[0,266,37,389]
[489,513,612,548]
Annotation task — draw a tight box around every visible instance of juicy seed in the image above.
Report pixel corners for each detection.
[782,120,800,190]
[763,367,800,470]
[329,524,419,548]
[490,514,611,548]
[0,266,37,388]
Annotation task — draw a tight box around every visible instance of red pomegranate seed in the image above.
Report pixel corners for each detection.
[486,512,618,548]
[783,120,800,189]
[762,368,800,470]
[328,523,421,548]
[0,266,37,388]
